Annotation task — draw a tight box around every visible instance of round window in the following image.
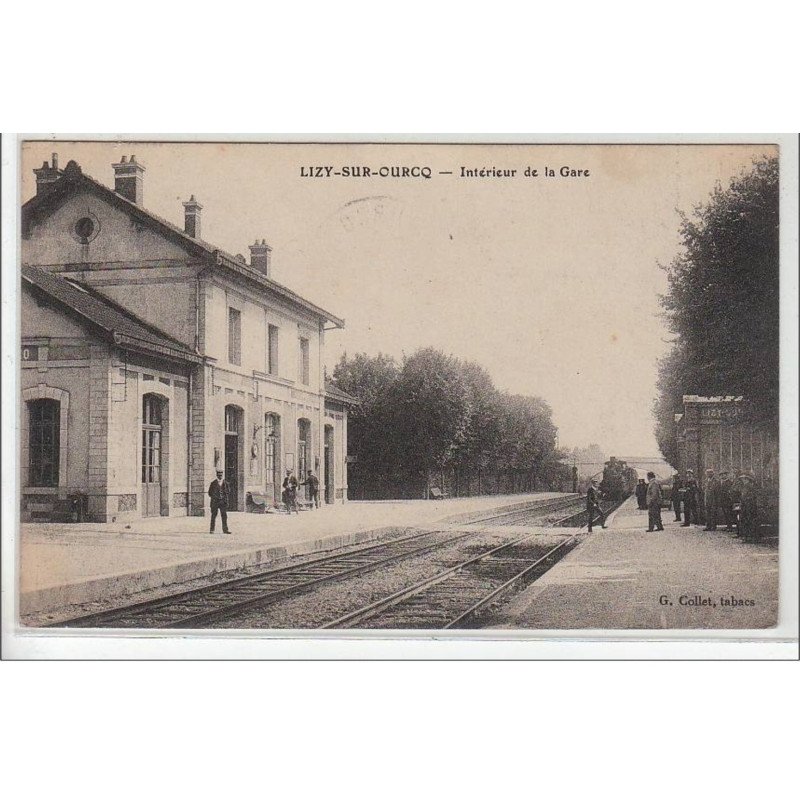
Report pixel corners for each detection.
[72,213,100,244]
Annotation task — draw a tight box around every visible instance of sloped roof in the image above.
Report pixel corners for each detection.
[324,380,360,406]
[22,265,202,364]
[22,160,345,327]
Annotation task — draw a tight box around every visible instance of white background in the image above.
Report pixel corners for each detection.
[1,1,798,797]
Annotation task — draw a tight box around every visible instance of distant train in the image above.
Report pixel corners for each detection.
[599,457,638,502]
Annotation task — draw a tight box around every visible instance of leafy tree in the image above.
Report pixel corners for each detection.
[331,352,400,487]
[655,156,779,462]
[391,348,472,491]
[332,347,567,497]
[332,351,399,411]
[497,394,559,489]
[452,361,502,489]
[652,346,686,467]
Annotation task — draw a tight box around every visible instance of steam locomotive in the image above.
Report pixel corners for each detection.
[599,457,638,502]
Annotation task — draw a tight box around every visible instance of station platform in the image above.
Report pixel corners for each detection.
[489,496,779,629]
[18,492,563,620]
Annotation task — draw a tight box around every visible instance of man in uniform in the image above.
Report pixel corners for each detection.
[586,479,606,532]
[703,468,720,531]
[737,472,759,541]
[208,469,232,534]
[671,471,684,522]
[718,469,735,531]
[635,478,648,510]
[681,469,700,526]
[302,469,320,508]
[646,471,665,532]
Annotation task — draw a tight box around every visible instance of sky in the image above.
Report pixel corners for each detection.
[21,140,776,457]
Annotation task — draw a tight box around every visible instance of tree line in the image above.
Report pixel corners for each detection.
[654,156,779,465]
[331,348,571,499]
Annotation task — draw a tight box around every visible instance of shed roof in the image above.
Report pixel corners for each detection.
[324,380,360,406]
[22,265,203,364]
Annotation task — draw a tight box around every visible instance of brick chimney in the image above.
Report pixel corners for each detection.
[182,195,203,238]
[33,153,62,194]
[249,239,272,276]
[112,155,145,204]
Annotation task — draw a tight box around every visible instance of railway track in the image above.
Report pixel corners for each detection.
[460,495,583,526]
[324,508,583,630]
[53,527,475,629]
[52,494,584,630]
[553,498,627,527]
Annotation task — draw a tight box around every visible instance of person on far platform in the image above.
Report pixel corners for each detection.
[301,470,320,509]
[671,471,684,522]
[718,469,735,532]
[703,468,721,531]
[737,472,760,542]
[586,479,606,532]
[635,478,648,510]
[681,469,700,527]
[282,469,299,514]
[646,471,664,532]
[208,469,233,535]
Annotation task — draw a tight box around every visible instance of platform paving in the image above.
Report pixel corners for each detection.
[488,497,779,629]
[18,492,563,617]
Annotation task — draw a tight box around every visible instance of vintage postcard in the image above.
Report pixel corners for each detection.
[4,136,796,647]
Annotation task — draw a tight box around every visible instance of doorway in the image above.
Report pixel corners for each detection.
[142,394,168,517]
[224,405,243,511]
[297,418,311,501]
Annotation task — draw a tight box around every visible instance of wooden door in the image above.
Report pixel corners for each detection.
[225,433,239,511]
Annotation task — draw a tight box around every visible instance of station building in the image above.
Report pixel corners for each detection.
[674,396,778,484]
[674,395,779,518]
[20,154,356,522]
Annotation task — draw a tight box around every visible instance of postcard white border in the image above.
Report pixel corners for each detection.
[2,133,797,659]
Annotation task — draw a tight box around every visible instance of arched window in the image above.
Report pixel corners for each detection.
[28,399,60,487]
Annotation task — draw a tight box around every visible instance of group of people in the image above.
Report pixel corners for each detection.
[206,467,321,534]
[634,467,761,541]
[589,471,665,533]
[672,467,760,540]
[280,469,320,514]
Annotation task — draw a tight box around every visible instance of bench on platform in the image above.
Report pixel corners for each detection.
[429,487,450,500]
[246,492,270,513]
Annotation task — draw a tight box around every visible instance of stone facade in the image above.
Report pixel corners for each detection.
[21,155,353,522]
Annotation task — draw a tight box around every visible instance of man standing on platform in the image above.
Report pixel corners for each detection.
[635,478,648,510]
[586,479,606,532]
[646,471,665,532]
[208,469,232,534]
[681,469,700,526]
[671,471,684,522]
[718,469,735,531]
[282,469,299,514]
[737,472,760,541]
[302,470,320,509]
[703,468,720,531]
